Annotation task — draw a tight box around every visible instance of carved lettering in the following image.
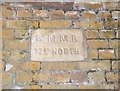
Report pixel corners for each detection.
[72,35,77,42]
[35,35,41,42]
[34,48,49,55]
[48,35,55,42]
[31,29,85,61]
[60,35,68,42]
[52,48,80,55]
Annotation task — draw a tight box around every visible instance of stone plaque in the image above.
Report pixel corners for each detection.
[31,29,86,61]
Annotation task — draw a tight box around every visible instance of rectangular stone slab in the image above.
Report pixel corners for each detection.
[31,29,86,61]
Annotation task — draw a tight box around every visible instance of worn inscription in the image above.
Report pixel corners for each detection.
[31,29,85,61]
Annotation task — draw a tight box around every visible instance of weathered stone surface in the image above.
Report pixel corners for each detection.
[31,29,86,61]
[16,71,33,84]
[109,39,119,48]
[88,50,98,59]
[33,10,49,18]
[112,11,119,19]
[85,30,99,39]
[2,2,119,90]
[98,11,111,19]
[78,60,111,71]
[5,39,29,50]
[99,49,115,59]
[42,84,79,89]
[74,21,103,29]
[73,2,103,11]
[17,2,73,11]
[24,85,41,89]
[49,10,65,19]
[100,30,115,38]
[106,72,118,82]
[2,72,13,87]
[88,71,105,83]
[40,20,72,28]
[65,11,80,19]
[30,2,74,11]
[33,71,51,82]
[2,5,13,18]
[82,11,96,20]
[79,84,114,89]
[41,62,79,70]
[17,9,32,18]
[112,61,119,70]
[51,72,70,83]
[103,2,119,10]
[87,40,108,49]
[70,71,88,83]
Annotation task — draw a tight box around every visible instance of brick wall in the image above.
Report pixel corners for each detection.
[1,1,120,90]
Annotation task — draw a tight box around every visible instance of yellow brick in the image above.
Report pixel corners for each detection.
[100,30,115,38]
[25,85,41,89]
[85,30,98,38]
[109,40,119,48]
[105,20,119,29]
[99,49,115,59]
[32,21,39,29]
[84,3,102,10]
[88,71,105,83]
[6,61,40,72]
[6,20,30,29]
[10,50,27,61]
[2,29,13,39]
[42,84,79,89]
[80,84,114,89]
[49,10,64,19]
[113,20,119,29]
[74,21,103,29]
[70,71,87,83]
[78,60,111,71]
[106,72,118,82]
[40,20,72,28]
[89,21,103,29]
[17,10,32,17]
[0,19,2,28]
[88,50,98,59]
[112,11,119,19]
[33,10,48,18]
[115,49,119,59]
[65,11,80,19]
[74,21,89,29]
[2,20,6,28]
[14,29,29,38]
[87,40,108,49]
[82,11,96,20]
[2,72,12,86]
[112,61,119,70]
[5,61,20,72]
[33,72,51,82]
[2,6,13,18]
[114,83,119,90]
[20,62,40,71]
[98,11,111,19]
[5,39,29,50]
[51,72,70,83]
[41,62,78,70]
[16,71,32,83]
[103,2,119,10]
[2,50,11,60]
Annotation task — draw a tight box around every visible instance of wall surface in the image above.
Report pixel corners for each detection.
[1,1,120,90]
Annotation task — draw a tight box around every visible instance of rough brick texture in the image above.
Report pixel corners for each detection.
[1,1,119,90]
